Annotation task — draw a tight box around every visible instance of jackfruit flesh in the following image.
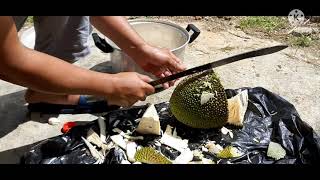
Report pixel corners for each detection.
[227,90,248,126]
[126,141,137,163]
[173,149,193,164]
[136,104,161,135]
[134,147,172,164]
[205,141,223,155]
[160,125,189,152]
[110,134,127,150]
[170,70,229,128]
[267,141,286,160]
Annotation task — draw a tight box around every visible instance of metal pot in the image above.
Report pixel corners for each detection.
[92,19,200,79]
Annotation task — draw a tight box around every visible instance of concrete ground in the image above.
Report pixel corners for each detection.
[0,19,319,164]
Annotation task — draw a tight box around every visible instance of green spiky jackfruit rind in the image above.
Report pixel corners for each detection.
[134,147,172,164]
[170,70,229,129]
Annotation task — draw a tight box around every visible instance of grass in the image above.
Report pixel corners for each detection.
[289,35,313,47]
[239,16,317,47]
[239,16,287,32]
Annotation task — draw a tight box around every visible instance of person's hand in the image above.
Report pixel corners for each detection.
[130,44,187,89]
[107,72,155,107]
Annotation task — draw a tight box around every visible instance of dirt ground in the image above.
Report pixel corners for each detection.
[0,16,319,163]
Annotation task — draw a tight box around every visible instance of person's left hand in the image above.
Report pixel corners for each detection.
[130,44,187,89]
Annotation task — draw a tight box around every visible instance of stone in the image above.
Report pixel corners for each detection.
[291,27,318,36]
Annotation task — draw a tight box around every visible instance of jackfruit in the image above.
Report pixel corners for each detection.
[134,147,172,164]
[126,141,138,163]
[227,90,248,126]
[160,125,189,152]
[110,134,127,150]
[86,128,111,156]
[170,70,229,128]
[267,141,286,160]
[217,146,242,159]
[173,149,194,164]
[205,141,223,155]
[97,117,107,143]
[193,149,204,160]
[221,127,234,138]
[81,136,104,163]
[136,104,161,135]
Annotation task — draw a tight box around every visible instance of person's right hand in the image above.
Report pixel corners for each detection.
[107,72,155,107]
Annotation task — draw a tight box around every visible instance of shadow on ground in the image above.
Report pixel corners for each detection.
[0,90,29,139]
[0,60,114,138]
[0,141,40,164]
[0,60,114,164]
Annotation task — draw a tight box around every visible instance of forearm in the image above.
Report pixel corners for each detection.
[1,46,115,96]
[0,16,117,97]
[90,16,148,58]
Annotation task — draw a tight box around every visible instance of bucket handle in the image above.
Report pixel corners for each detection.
[186,24,201,44]
[92,33,114,53]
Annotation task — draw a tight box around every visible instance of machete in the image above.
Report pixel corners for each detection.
[149,45,288,87]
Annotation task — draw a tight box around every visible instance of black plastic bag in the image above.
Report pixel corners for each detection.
[21,87,320,164]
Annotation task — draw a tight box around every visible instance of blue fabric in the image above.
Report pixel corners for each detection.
[78,95,88,106]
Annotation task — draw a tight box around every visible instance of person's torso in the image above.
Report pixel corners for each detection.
[13,16,93,62]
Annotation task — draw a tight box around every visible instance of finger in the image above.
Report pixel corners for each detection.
[169,51,187,71]
[149,67,164,77]
[159,71,169,89]
[163,82,169,89]
[164,70,175,87]
[169,51,182,64]
[140,95,147,101]
[172,58,187,72]
[166,58,186,73]
[136,74,155,95]
[155,67,168,77]
[144,83,155,95]
[137,73,153,83]
[155,73,164,79]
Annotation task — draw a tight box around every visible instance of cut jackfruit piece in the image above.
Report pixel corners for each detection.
[160,125,189,152]
[110,134,127,150]
[81,136,104,162]
[217,146,242,159]
[86,128,111,156]
[113,128,144,141]
[121,160,131,164]
[87,129,105,148]
[193,149,204,160]
[134,147,172,164]
[126,141,137,163]
[97,116,107,143]
[221,127,234,138]
[173,149,194,164]
[267,141,286,160]
[136,104,161,135]
[170,70,229,129]
[205,141,223,155]
[227,90,248,126]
